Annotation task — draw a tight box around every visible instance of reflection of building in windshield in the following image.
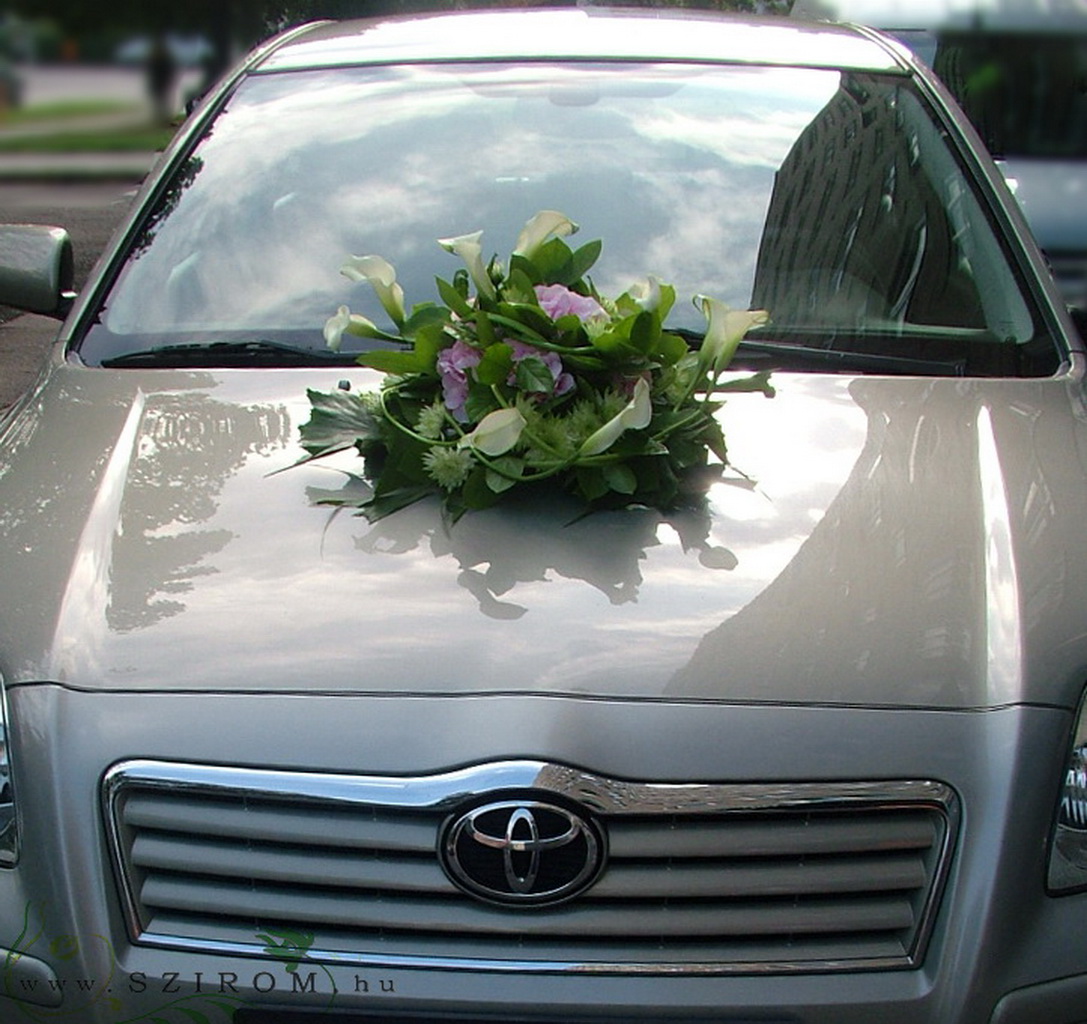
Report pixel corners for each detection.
[751,75,984,335]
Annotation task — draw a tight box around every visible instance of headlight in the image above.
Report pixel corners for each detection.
[0,674,15,866]
[1049,693,1087,892]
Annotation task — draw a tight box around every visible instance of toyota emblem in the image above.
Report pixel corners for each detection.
[441,799,605,906]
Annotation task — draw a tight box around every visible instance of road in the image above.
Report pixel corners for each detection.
[1,181,136,406]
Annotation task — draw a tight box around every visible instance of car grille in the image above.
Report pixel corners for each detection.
[103,760,957,974]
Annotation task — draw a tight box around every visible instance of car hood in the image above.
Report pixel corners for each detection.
[3,365,1087,710]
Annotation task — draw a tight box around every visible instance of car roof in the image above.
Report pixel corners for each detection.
[254,6,907,74]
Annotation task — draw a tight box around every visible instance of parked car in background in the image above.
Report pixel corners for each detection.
[1,7,1087,1023]
[794,0,1087,324]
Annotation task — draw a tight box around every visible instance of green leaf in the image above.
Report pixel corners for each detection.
[402,302,449,335]
[509,254,542,286]
[668,434,709,469]
[476,343,513,386]
[485,456,524,494]
[629,310,660,354]
[532,237,575,283]
[574,465,610,501]
[411,322,445,373]
[657,331,688,366]
[461,465,504,509]
[436,276,473,317]
[496,302,555,340]
[464,383,501,423]
[568,239,602,282]
[473,309,497,349]
[514,355,556,394]
[589,329,628,356]
[603,462,638,494]
[354,348,427,374]
[703,419,728,463]
[657,282,677,321]
[298,389,380,459]
[503,266,538,304]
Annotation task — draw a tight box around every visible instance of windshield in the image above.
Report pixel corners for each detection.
[74,61,1059,376]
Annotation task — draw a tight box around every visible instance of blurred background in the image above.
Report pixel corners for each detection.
[0,0,1080,157]
[0,1,789,147]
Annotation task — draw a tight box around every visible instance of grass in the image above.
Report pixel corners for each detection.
[0,100,177,153]
[0,99,142,125]
[0,125,176,153]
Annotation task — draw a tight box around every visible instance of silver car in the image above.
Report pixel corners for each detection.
[1,7,1086,1023]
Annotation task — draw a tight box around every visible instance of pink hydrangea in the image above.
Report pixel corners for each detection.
[535,283,606,323]
[437,336,575,422]
[437,339,482,421]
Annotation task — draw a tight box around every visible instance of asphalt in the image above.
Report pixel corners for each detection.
[0,149,158,182]
[0,150,158,183]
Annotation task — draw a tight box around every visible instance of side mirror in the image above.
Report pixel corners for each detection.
[0,224,75,319]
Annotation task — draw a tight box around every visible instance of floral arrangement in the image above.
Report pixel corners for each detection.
[297,210,772,521]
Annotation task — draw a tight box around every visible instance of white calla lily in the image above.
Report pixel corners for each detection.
[458,407,526,456]
[437,230,496,301]
[579,377,652,457]
[341,254,407,328]
[323,305,389,351]
[513,210,578,260]
[694,296,769,376]
[628,275,662,312]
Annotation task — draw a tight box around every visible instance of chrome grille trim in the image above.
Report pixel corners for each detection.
[103,759,958,976]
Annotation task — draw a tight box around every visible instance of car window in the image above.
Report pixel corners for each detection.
[74,61,1060,376]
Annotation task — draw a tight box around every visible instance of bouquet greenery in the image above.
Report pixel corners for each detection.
[297,210,773,521]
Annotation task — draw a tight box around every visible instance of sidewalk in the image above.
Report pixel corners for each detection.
[0,149,158,182]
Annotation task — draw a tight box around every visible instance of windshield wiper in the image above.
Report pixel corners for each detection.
[734,339,967,376]
[100,340,358,368]
[669,329,967,376]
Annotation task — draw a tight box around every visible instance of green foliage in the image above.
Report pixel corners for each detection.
[297,211,773,522]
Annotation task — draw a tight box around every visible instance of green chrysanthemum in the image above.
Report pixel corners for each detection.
[416,400,448,440]
[422,446,474,490]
